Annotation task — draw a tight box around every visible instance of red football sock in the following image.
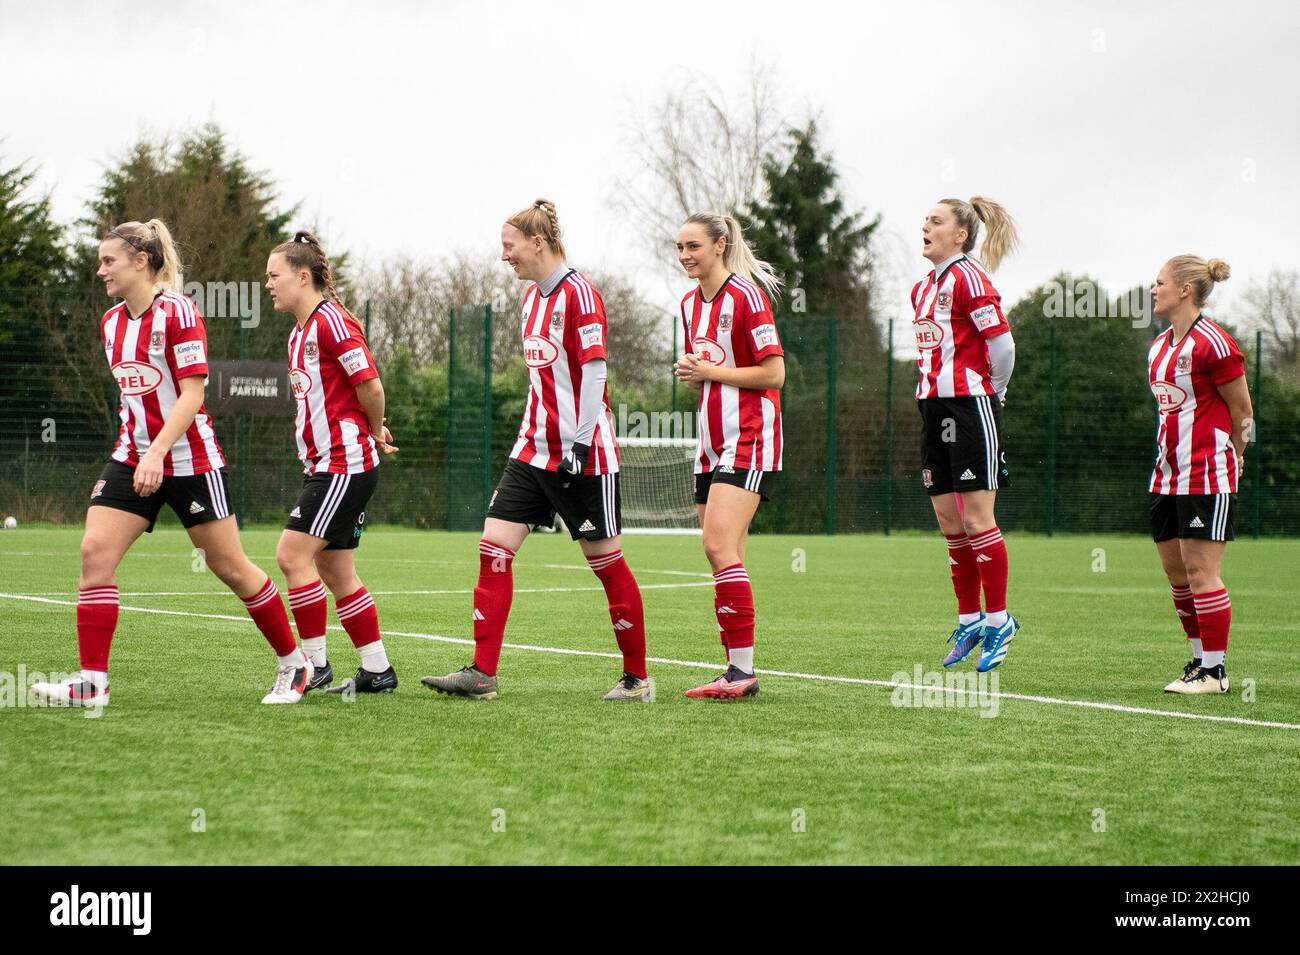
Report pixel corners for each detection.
[77,584,120,674]
[586,550,647,679]
[241,576,298,657]
[1193,588,1231,654]
[288,580,328,642]
[1170,584,1199,642]
[945,533,982,615]
[968,526,1009,614]
[713,563,755,653]
[473,539,515,676]
[336,586,380,649]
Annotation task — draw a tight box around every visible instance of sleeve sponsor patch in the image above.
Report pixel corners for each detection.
[173,340,206,368]
[579,322,604,349]
[339,346,370,376]
[971,305,1001,331]
[751,323,779,351]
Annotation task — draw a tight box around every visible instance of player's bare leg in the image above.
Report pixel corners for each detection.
[1166,538,1231,694]
[686,483,761,700]
[33,507,147,708]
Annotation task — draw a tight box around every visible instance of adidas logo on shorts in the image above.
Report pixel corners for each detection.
[959,468,978,481]
[189,501,205,514]
[1189,516,1205,529]
[290,506,302,518]
[578,520,596,532]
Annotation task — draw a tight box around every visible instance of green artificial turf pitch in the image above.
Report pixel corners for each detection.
[1,526,1297,865]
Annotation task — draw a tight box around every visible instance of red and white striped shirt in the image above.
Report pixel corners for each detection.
[509,269,619,475]
[680,274,784,473]
[102,291,224,476]
[1148,316,1245,495]
[287,300,380,475]
[911,255,1009,399]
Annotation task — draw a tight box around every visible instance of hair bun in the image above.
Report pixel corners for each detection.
[1206,258,1231,282]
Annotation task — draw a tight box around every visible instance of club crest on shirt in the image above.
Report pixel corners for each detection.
[718,313,732,332]
[304,341,318,361]
[1176,354,1192,374]
[936,292,952,310]
[150,330,165,349]
[550,310,564,330]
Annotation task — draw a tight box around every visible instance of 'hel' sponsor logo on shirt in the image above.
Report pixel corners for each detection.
[970,304,1000,331]
[914,319,943,351]
[339,347,369,375]
[1176,354,1192,374]
[694,338,726,364]
[523,335,559,368]
[1152,380,1189,412]
[578,323,603,349]
[112,361,163,397]
[173,341,205,368]
[936,292,952,310]
[750,323,778,351]
[289,368,312,398]
[304,341,318,361]
[150,331,165,349]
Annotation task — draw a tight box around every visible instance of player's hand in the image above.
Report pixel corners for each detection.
[558,441,589,478]
[133,450,165,496]
[998,389,1007,409]
[1237,451,1246,475]
[376,425,399,455]
[674,353,711,383]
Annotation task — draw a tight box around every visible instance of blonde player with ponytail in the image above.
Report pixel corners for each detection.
[913,197,1023,673]
[674,212,785,699]
[33,220,308,708]
[1148,255,1250,694]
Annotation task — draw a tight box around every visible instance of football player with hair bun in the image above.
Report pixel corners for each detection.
[32,220,305,709]
[265,230,399,703]
[421,199,653,703]
[913,197,1021,673]
[1147,255,1249,695]
[673,211,784,700]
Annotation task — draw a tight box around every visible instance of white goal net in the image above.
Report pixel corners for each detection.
[617,437,700,534]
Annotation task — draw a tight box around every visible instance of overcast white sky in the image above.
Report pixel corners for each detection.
[3,0,1298,332]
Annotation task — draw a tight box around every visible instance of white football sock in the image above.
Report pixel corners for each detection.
[729,646,754,674]
[80,669,108,690]
[984,610,1008,628]
[276,648,306,668]
[958,612,983,626]
[360,641,390,673]
[1201,650,1224,669]
[1189,637,1203,658]
[302,637,327,667]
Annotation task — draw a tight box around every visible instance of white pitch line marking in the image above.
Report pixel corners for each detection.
[3,592,1297,732]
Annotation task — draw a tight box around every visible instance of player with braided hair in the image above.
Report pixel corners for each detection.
[264,230,400,702]
[421,199,654,702]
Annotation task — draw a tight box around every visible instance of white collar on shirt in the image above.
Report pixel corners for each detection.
[931,253,965,279]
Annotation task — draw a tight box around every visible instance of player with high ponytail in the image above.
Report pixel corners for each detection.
[264,230,399,702]
[1148,255,1250,694]
[32,220,308,708]
[421,199,654,702]
[674,211,785,699]
[913,196,1022,673]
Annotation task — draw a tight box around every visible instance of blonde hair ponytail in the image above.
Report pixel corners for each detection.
[939,196,1020,273]
[105,218,184,292]
[1167,255,1230,306]
[506,198,566,259]
[685,211,783,299]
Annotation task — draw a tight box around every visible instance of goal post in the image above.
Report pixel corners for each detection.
[616,436,700,534]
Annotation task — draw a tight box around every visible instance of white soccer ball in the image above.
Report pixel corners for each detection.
[3,516,16,530]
